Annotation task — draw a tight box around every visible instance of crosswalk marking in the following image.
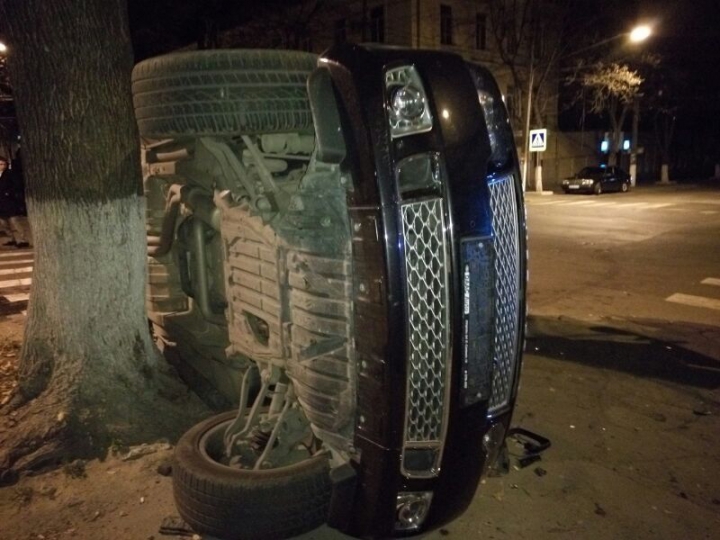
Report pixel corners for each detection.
[0,248,33,315]
[527,198,720,214]
[665,277,720,314]
[3,293,29,303]
[0,277,32,289]
[527,199,666,209]
[666,293,720,312]
[0,250,33,259]
[526,195,720,216]
[0,266,33,277]
[530,200,565,205]
[586,201,617,207]
[0,259,33,268]
[563,200,596,206]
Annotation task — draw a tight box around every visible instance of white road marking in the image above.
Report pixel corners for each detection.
[0,259,33,269]
[587,201,617,207]
[701,210,718,215]
[701,278,720,287]
[0,266,33,276]
[0,277,32,289]
[643,203,673,209]
[530,200,566,205]
[688,200,720,206]
[530,200,676,211]
[0,250,32,258]
[3,293,29,303]
[614,202,647,208]
[666,293,720,312]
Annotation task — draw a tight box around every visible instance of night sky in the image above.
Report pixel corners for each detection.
[639,0,720,119]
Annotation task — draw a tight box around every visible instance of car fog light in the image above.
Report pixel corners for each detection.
[395,491,433,532]
[482,422,507,475]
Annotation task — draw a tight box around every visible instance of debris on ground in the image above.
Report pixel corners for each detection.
[121,442,173,462]
[159,515,195,537]
[63,459,87,479]
[508,427,552,470]
[156,462,173,477]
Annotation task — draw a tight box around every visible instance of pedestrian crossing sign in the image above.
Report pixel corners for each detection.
[529,128,547,152]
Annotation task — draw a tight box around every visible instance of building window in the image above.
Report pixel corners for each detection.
[440,5,453,45]
[476,13,487,50]
[370,6,385,43]
[334,18,347,43]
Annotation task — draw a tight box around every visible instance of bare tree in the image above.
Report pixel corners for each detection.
[643,59,689,183]
[569,61,643,165]
[487,0,572,186]
[0,0,205,479]
[0,53,14,158]
[220,0,329,50]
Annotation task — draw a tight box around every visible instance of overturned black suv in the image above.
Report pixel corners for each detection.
[132,43,526,540]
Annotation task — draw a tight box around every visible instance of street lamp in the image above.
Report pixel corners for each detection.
[629,25,652,43]
[0,42,7,53]
[523,24,653,192]
[559,24,652,188]
[628,24,651,187]
[566,24,653,58]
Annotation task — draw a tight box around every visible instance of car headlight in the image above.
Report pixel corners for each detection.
[385,66,433,138]
[582,179,594,185]
[562,180,569,185]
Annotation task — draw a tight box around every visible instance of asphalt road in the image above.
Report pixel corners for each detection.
[298,183,720,540]
[526,183,720,348]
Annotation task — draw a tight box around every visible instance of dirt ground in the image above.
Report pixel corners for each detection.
[1,310,719,540]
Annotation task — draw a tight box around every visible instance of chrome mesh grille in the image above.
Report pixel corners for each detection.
[488,175,521,413]
[401,198,450,442]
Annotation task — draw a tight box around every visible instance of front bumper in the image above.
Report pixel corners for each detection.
[563,182,595,193]
[317,45,526,538]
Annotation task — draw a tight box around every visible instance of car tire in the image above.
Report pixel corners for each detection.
[621,182,629,193]
[173,411,332,540]
[132,49,318,138]
[593,182,603,195]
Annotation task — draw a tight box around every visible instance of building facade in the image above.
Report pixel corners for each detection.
[219,0,588,189]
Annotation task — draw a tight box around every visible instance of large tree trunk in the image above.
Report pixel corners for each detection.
[0,0,206,477]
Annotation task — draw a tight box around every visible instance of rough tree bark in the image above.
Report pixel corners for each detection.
[0,0,206,479]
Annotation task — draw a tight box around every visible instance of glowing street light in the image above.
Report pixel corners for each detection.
[0,42,7,53]
[629,25,652,43]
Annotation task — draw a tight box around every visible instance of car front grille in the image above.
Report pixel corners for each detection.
[487,175,521,414]
[400,198,451,473]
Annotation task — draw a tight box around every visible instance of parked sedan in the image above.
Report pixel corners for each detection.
[561,166,631,194]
